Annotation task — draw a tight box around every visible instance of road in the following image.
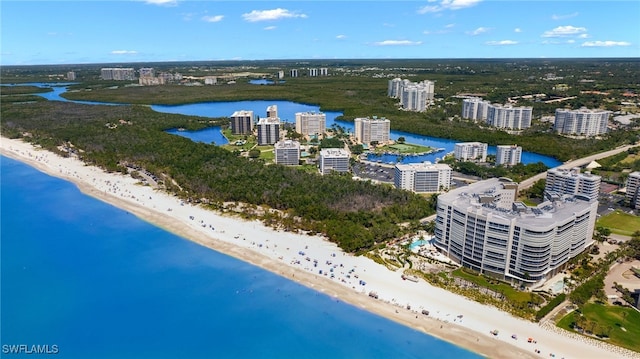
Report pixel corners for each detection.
[518,144,640,191]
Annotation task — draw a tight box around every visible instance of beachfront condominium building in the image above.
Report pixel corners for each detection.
[290,69,299,77]
[554,108,611,136]
[486,104,533,130]
[66,71,76,81]
[274,140,301,166]
[388,78,435,112]
[100,68,136,81]
[256,117,280,145]
[353,117,391,145]
[461,97,490,121]
[295,112,326,137]
[320,68,328,76]
[626,172,640,209]
[454,142,488,162]
[496,145,522,166]
[394,162,452,193]
[230,110,254,135]
[319,148,350,175]
[433,177,598,285]
[545,167,601,201]
[266,105,278,119]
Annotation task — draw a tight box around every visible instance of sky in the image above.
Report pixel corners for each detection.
[1,0,639,65]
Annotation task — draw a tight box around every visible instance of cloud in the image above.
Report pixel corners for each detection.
[514,28,522,33]
[242,8,307,22]
[143,0,177,6]
[264,26,277,30]
[111,50,138,55]
[202,15,224,23]
[336,34,347,39]
[581,40,631,47]
[486,40,518,46]
[542,25,587,38]
[372,40,422,46]
[551,12,578,20]
[468,27,490,36]
[418,0,482,14]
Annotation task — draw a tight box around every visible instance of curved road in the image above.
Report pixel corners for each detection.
[518,143,640,191]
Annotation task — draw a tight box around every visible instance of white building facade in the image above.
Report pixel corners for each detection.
[256,117,280,145]
[353,117,391,145]
[545,167,601,201]
[486,104,532,130]
[274,140,301,166]
[388,78,434,112]
[319,148,350,175]
[625,171,640,209]
[295,112,326,137]
[554,108,611,136]
[230,110,254,135]
[394,162,452,193]
[496,145,522,166]
[434,178,598,285]
[454,142,488,162]
[461,97,490,121]
[101,68,136,81]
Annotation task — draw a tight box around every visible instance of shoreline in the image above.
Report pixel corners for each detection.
[1,136,636,359]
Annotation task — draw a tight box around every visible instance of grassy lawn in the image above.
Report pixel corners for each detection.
[452,268,536,304]
[557,302,640,353]
[255,145,275,161]
[220,129,256,151]
[377,142,433,154]
[596,210,640,236]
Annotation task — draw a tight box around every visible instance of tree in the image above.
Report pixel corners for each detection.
[248,149,260,158]
[397,136,406,144]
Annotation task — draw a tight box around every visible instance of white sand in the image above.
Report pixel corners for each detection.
[2,136,636,359]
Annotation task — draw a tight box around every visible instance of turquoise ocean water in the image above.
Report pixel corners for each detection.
[1,155,482,359]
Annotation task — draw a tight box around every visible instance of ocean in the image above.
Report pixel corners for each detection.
[1,155,482,359]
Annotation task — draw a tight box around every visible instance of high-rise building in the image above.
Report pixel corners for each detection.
[274,140,300,166]
[353,117,391,145]
[308,68,318,77]
[545,167,601,201]
[139,67,155,78]
[295,112,326,137]
[486,104,532,130]
[625,171,640,209]
[388,78,434,112]
[230,110,254,135]
[66,71,76,81]
[496,145,522,166]
[394,162,452,193]
[100,68,136,81]
[454,142,488,162]
[461,97,490,121]
[319,148,350,175]
[319,68,328,76]
[266,105,278,119]
[434,177,598,285]
[554,108,611,136]
[256,117,280,145]
[290,69,299,77]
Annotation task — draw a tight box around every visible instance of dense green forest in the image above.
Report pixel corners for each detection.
[1,100,430,252]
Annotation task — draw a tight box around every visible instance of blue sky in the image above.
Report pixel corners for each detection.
[2,0,639,65]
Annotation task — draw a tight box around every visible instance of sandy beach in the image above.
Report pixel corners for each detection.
[2,136,637,359]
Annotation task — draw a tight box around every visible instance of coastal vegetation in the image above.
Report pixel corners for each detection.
[0,100,430,253]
